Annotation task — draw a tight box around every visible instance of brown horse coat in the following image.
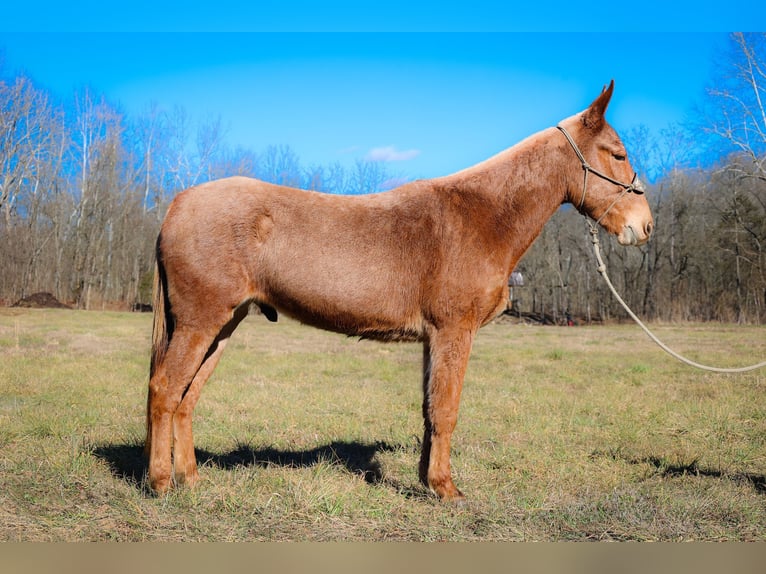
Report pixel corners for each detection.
[146,82,653,501]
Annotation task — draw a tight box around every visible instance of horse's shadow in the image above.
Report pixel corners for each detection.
[93,440,414,494]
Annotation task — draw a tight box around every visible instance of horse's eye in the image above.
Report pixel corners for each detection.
[613,153,626,161]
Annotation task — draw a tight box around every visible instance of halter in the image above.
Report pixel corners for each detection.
[557,127,766,373]
[556,125,644,227]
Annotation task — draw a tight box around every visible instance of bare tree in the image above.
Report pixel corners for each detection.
[704,32,766,181]
[258,144,302,187]
[700,33,766,323]
[0,71,68,300]
[194,114,226,185]
[0,74,52,225]
[68,88,132,308]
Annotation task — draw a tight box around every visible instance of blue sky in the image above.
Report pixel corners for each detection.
[0,32,736,181]
[0,2,756,33]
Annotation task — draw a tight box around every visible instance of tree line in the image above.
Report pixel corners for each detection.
[1,33,764,323]
[518,159,765,324]
[0,72,396,310]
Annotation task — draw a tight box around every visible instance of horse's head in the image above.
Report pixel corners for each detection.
[558,81,653,246]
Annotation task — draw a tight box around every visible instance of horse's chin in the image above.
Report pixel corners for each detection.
[617,225,649,246]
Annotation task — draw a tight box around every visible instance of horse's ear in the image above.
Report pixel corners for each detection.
[581,80,614,129]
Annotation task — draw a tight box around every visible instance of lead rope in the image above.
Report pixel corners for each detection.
[587,220,766,373]
[556,125,766,373]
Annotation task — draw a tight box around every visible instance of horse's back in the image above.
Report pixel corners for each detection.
[159,176,441,339]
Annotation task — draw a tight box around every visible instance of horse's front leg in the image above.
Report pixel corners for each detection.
[419,327,475,502]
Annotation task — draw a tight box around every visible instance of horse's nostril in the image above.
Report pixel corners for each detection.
[645,221,653,236]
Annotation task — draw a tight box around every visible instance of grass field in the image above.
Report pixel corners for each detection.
[0,307,764,541]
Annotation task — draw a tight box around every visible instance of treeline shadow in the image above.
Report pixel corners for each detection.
[596,450,766,494]
[93,440,406,493]
[642,456,766,494]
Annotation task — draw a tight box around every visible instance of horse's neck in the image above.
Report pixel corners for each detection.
[441,129,568,267]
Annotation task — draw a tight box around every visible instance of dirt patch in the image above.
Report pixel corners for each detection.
[12,292,72,310]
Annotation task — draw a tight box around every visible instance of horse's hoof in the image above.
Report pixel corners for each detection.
[149,476,172,496]
[174,469,200,488]
[441,492,467,506]
[431,481,466,504]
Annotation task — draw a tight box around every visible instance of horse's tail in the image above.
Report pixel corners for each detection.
[150,254,170,379]
[146,239,170,454]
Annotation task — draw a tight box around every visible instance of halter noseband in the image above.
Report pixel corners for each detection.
[556,125,643,226]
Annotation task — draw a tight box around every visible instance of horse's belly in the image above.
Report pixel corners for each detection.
[270,295,425,342]
[260,268,425,342]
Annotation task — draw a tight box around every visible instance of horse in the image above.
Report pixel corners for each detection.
[145,81,653,502]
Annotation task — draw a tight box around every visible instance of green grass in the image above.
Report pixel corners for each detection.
[1,308,765,540]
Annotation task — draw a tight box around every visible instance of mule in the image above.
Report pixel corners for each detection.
[146,81,653,501]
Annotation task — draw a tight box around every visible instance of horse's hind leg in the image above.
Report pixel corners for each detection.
[171,337,229,487]
[172,305,248,487]
[148,326,220,494]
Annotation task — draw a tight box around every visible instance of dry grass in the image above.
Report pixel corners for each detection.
[1,308,765,541]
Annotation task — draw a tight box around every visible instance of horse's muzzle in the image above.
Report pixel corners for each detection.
[618,221,653,246]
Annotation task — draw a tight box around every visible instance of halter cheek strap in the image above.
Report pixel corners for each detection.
[556,125,644,224]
